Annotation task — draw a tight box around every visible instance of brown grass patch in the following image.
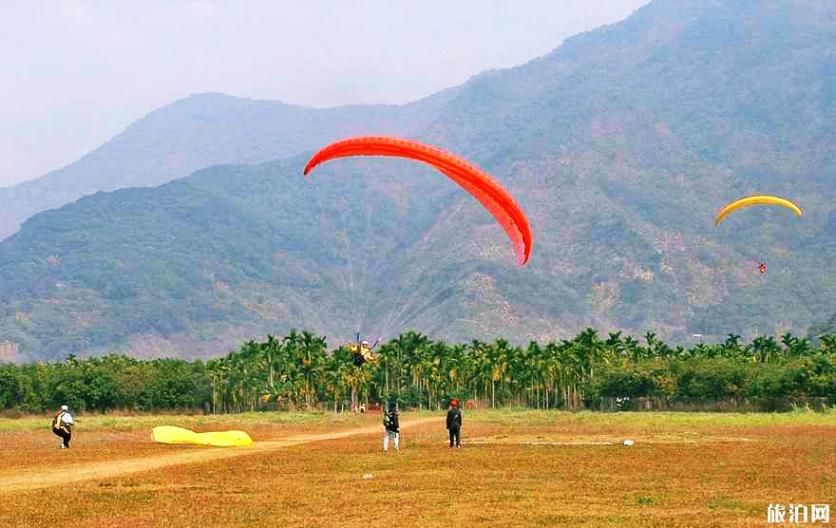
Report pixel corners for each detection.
[1,412,833,528]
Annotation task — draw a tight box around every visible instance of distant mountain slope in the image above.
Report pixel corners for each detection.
[0,89,458,240]
[1,0,834,362]
[810,313,836,338]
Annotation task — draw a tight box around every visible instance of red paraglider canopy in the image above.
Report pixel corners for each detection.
[304,136,532,266]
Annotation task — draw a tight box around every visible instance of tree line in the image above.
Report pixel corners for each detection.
[1,329,834,414]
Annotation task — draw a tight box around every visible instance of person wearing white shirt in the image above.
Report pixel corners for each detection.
[51,405,74,449]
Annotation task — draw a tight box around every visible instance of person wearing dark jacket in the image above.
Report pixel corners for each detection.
[446,398,462,448]
[383,401,400,453]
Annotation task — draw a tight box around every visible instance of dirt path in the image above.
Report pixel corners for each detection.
[0,417,439,493]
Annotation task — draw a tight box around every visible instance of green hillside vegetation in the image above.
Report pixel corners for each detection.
[810,311,836,338]
[0,89,458,240]
[1,330,833,414]
[0,0,834,360]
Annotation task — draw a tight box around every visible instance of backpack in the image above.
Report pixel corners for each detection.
[383,410,399,431]
[52,412,69,432]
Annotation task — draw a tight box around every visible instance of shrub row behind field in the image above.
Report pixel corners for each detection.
[1,329,834,414]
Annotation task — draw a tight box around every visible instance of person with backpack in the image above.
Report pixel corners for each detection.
[52,405,74,449]
[446,398,462,448]
[382,400,400,453]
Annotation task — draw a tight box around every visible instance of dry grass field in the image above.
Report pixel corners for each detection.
[0,410,833,528]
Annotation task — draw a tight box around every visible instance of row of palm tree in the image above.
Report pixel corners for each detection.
[205,329,833,413]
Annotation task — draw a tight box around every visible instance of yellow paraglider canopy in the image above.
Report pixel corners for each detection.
[152,426,253,447]
[348,341,378,364]
[715,195,803,225]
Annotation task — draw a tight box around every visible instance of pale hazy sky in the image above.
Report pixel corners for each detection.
[1,0,648,187]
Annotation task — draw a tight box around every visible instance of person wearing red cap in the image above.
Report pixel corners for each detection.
[446,398,463,448]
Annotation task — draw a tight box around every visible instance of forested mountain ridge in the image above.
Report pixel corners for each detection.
[1,0,834,362]
[0,89,459,240]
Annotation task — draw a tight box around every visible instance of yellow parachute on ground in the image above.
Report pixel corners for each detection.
[715,195,803,225]
[152,426,253,447]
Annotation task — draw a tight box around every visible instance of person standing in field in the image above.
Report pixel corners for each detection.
[52,405,74,449]
[447,398,462,448]
[383,401,400,453]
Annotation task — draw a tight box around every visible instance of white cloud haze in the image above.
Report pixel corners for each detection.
[0,0,648,186]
